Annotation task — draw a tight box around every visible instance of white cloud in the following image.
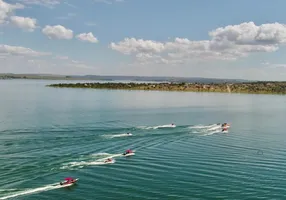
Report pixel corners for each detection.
[15,0,60,8]
[209,22,286,45]
[0,44,50,56]
[110,38,164,54]
[76,32,98,43]
[135,53,182,65]
[10,16,37,31]
[110,22,286,65]
[0,0,24,24]
[42,25,73,40]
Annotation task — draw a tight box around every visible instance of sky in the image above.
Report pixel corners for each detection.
[1,0,286,80]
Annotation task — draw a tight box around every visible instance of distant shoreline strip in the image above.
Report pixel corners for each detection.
[46,82,286,95]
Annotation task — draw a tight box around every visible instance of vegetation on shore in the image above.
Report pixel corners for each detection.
[47,82,286,95]
[0,74,73,80]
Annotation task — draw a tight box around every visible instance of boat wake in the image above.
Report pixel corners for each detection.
[0,182,71,200]
[201,130,222,136]
[90,152,123,159]
[137,124,176,130]
[189,123,220,129]
[102,133,132,138]
[60,152,122,170]
[60,160,116,169]
[189,123,226,136]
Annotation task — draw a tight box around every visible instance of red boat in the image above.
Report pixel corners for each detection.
[60,177,78,186]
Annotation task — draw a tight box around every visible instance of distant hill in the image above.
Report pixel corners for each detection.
[72,75,250,83]
[0,73,251,83]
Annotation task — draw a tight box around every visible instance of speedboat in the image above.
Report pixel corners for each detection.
[122,150,135,157]
[60,177,78,186]
[123,152,135,157]
[221,123,230,128]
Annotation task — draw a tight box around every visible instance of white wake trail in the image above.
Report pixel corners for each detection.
[137,124,176,130]
[189,123,228,136]
[0,182,69,200]
[60,153,122,170]
[102,133,132,138]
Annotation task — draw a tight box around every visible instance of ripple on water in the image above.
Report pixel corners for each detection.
[1,83,286,199]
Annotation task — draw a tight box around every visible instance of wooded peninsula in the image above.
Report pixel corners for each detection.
[47,82,286,95]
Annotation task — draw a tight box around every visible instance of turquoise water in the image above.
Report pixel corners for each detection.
[1,80,286,199]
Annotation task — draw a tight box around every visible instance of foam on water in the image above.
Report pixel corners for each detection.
[189,123,219,129]
[60,152,123,170]
[102,133,132,138]
[137,124,176,130]
[188,123,228,136]
[0,182,73,200]
[201,130,222,136]
[60,159,116,169]
[91,153,111,157]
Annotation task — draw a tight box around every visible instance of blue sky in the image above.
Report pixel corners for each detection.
[1,0,286,80]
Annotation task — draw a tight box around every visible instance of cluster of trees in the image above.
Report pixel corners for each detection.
[0,75,27,79]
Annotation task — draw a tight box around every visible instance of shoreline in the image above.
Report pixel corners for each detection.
[47,82,286,95]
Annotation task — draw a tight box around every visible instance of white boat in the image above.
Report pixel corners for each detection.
[122,150,136,157]
[123,152,135,157]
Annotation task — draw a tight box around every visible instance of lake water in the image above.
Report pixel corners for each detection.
[0,80,286,200]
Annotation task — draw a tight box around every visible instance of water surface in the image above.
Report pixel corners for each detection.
[0,80,286,199]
